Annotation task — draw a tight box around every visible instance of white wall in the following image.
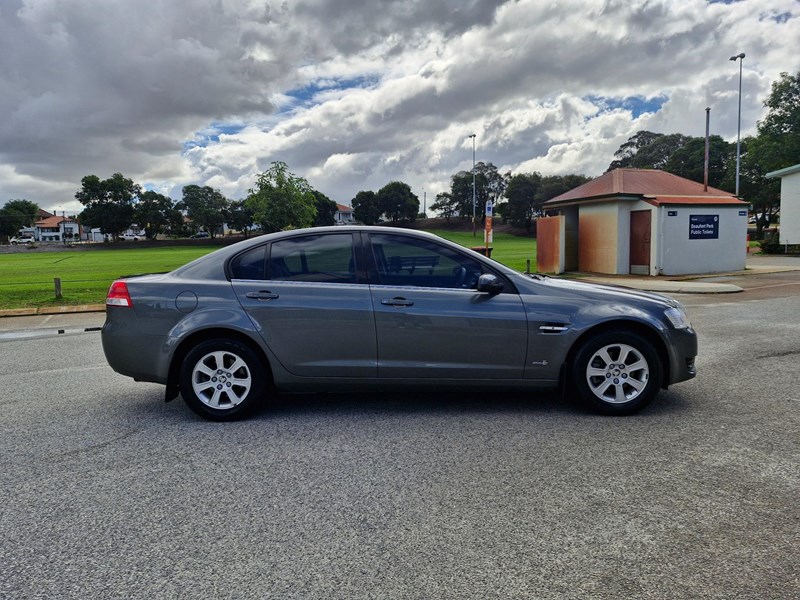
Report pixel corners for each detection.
[779,171,800,245]
[658,205,748,275]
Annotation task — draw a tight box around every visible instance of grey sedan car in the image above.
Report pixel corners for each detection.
[102,226,697,420]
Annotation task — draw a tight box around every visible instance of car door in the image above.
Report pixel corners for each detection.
[230,232,377,378]
[367,232,528,379]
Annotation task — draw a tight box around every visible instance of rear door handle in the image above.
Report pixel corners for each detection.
[246,291,279,300]
[381,297,414,307]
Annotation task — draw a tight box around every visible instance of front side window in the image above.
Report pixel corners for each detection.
[370,234,484,289]
[268,234,356,284]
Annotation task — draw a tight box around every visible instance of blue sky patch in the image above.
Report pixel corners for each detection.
[283,75,379,109]
[588,95,668,118]
[183,122,246,152]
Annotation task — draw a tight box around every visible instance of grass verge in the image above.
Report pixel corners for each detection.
[0,247,215,310]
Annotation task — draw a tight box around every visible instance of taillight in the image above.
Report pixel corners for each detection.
[106,280,133,307]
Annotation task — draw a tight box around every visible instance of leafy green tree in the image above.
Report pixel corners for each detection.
[757,71,800,167]
[664,135,734,190]
[505,172,542,231]
[180,185,229,237]
[135,191,176,239]
[377,181,419,224]
[450,162,508,221]
[0,199,39,237]
[76,173,140,237]
[537,174,592,203]
[608,131,691,171]
[430,192,458,222]
[246,161,317,233]
[736,72,800,235]
[352,190,381,225]
[226,200,255,237]
[312,190,337,227]
[739,136,781,234]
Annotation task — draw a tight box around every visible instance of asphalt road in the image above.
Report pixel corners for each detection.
[1,272,798,599]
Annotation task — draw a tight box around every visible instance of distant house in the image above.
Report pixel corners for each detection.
[335,204,355,225]
[32,212,82,243]
[539,168,748,276]
[766,164,800,245]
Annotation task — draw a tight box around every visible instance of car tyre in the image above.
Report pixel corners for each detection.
[572,330,662,415]
[179,339,267,421]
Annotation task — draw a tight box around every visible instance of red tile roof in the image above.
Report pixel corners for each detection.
[35,215,67,228]
[547,168,745,206]
[336,204,353,212]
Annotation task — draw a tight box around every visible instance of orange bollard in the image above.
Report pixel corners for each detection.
[746,233,750,253]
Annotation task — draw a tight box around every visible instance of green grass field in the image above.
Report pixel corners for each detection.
[0,231,536,310]
[427,229,537,272]
[0,247,215,309]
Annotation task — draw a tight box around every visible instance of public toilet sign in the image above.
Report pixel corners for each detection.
[689,214,719,239]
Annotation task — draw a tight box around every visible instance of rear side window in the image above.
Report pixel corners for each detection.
[268,234,356,284]
[229,246,266,280]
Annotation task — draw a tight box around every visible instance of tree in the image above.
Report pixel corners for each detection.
[430,192,458,222]
[226,200,255,237]
[608,131,691,171]
[312,190,338,227]
[537,174,592,204]
[0,199,39,237]
[135,191,176,239]
[504,173,542,231]
[351,190,381,225]
[76,173,140,237]
[738,136,781,234]
[245,161,317,233]
[736,72,800,235]
[757,71,800,167]
[180,185,229,237]
[663,135,734,190]
[449,162,508,221]
[377,181,419,224]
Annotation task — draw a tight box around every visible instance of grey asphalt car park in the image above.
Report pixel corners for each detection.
[1,264,798,599]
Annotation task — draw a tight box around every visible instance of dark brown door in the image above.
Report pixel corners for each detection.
[630,210,651,275]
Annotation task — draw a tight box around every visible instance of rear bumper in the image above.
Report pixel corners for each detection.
[102,317,170,384]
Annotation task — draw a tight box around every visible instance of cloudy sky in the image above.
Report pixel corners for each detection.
[1,0,798,215]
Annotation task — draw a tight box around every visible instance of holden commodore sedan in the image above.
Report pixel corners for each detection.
[102,226,697,420]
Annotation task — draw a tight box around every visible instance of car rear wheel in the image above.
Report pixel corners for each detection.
[179,339,267,421]
[572,331,662,415]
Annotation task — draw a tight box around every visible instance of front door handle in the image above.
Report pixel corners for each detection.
[246,290,279,300]
[381,297,414,307]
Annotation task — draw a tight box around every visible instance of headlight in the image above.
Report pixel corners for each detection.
[664,306,691,329]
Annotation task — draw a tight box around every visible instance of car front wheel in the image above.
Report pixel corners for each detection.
[572,331,662,415]
[179,339,267,421]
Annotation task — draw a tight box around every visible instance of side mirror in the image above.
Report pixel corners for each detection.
[477,273,504,295]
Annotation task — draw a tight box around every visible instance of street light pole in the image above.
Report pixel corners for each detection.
[730,52,745,197]
[467,133,476,236]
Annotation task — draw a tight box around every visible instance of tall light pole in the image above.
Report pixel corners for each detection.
[730,52,745,197]
[467,133,476,236]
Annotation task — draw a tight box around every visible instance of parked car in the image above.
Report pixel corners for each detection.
[191,231,210,239]
[122,234,143,241]
[102,226,697,421]
[10,236,35,245]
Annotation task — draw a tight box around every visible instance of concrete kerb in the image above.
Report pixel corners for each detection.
[0,304,105,319]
